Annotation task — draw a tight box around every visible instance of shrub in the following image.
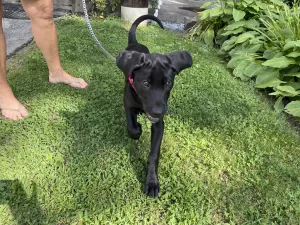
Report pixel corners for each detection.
[90,0,120,13]
[190,0,300,117]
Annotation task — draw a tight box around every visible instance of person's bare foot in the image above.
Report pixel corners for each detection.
[49,68,88,89]
[0,69,87,121]
[0,83,29,121]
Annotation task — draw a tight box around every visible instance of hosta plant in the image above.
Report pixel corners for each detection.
[190,0,300,118]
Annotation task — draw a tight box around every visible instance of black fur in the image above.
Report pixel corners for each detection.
[285,0,294,7]
[116,15,193,198]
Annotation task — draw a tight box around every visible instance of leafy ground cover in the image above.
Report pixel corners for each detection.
[0,16,299,224]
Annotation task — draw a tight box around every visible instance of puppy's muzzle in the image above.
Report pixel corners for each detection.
[145,105,167,123]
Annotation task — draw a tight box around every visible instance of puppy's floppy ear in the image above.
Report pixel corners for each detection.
[116,50,146,76]
[167,51,193,74]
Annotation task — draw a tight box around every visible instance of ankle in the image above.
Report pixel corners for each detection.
[0,80,15,99]
[49,68,65,78]
[0,80,11,93]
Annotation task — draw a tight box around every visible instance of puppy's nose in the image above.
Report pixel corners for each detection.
[151,108,165,117]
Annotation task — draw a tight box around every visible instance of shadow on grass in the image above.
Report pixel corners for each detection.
[0,180,45,224]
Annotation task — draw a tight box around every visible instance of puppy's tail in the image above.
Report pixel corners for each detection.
[128,15,164,45]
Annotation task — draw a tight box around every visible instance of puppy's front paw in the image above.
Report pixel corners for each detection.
[144,176,160,198]
[127,122,142,140]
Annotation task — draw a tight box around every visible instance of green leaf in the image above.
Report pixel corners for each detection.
[273,86,299,97]
[282,28,292,39]
[225,21,246,31]
[209,7,223,18]
[204,28,215,46]
[215,28,227,45]
[228,45,243,57]
[281,65,300,75]
[263,49,278,60]
[223,7,233,15]
[221,27,244,36]
[233,9,246,22]
[244,62,264,77]
[271,90,295,97]
[270,0,287,7]
[215,36,227,46]
[244,0,254,4]
[235,33,255,44]
[283,72,300,78]
[274,96,284,113]
[285,81,300,90]
[262,56,296,69]
[240,74,251,81]
[255,68,282,88]
[251,4,259,11]
[283,40,300,51]
[227,51,254,69]
[247,9,259,15]
[245,19,261,29]
[227,55,244,69]
[274,52,284,58]
[249,36,265,45]
[246,31,260,36]
[255,1,268,9]
[233,60,252,80]
[222,44,236,52]
[286,52,300,58]
[285,101,300,117]
[201,2,213,8]
[200,10,210,20]
[246,44,262,54]
[221,36,238,51]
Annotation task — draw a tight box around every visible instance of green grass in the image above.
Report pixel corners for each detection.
[0,16,300,224]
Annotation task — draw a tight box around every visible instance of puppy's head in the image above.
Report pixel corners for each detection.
[116,50,193,123]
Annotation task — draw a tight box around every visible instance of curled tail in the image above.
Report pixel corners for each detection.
[128,15,164,45]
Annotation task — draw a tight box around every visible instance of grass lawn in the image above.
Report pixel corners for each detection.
[0,16,300,224]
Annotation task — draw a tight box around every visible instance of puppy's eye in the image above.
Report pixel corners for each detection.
[166,80,172,87]
[142,80,150,87]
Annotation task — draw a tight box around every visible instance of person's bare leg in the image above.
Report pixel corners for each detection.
[21,0,88,88]
[0,2,28,120]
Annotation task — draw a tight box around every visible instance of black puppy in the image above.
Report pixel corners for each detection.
[116,15,193,198]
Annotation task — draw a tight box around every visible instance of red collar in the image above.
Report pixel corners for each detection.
[128,73,136,92]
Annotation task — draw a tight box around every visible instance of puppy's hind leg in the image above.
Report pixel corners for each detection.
[125,107,142,140]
